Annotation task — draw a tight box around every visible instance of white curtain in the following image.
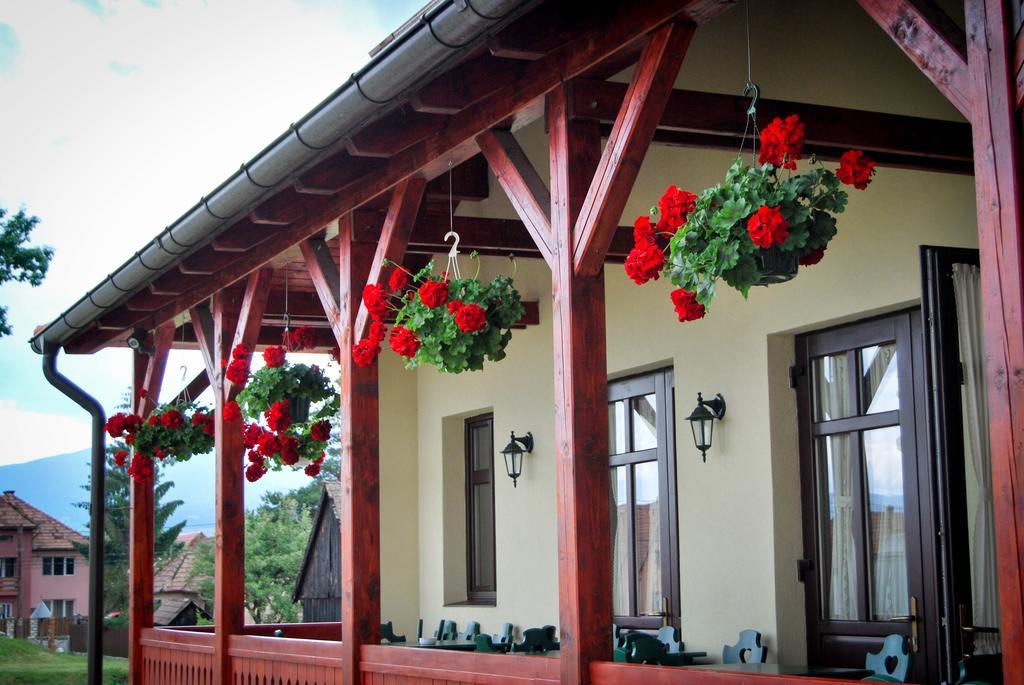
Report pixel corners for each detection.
[953,263,1000,651]
[829,435,858,619]
[640,500,662,614]
[611,475,630,616]
[872,504,909,618]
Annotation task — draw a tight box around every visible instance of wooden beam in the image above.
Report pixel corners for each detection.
[410,54,529,114]
[135,322,174,416]
[857,0,971,119]
[337,212,381,685]
[189,304,217,385]
[352,177,427,341]
[62,0,724,354]
[547,84,610,685]
[476,129,554,267]
[172,371,210,405]
[572,79,975,174]
[227,269,274,400]
[964,0,1024,681]
[301,237,345,345]
[574,22,694,276]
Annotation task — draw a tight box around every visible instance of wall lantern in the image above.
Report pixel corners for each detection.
[500,431,534,487]
[687,393,726,462]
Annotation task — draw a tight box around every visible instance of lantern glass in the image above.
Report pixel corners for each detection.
[686,393,724,462]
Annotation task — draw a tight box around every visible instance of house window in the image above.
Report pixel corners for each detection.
[0,535,12,542]
[0,602,11,618]
[42,557,75,576]
[0,558,15,577]
[465,414,496,604]
[44,599,74,618]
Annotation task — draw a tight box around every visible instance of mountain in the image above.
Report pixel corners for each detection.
[0,448,312,534]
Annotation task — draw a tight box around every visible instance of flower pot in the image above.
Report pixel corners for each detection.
[289,396,311,423]
[754,247,799,285]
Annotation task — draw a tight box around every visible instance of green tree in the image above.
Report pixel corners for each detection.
[0,207,54,337]
[192,496,312,624]
[260,452,339,518]
[74,444,187,613]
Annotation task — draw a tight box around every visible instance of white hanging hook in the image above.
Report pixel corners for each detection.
[444,231,462,280]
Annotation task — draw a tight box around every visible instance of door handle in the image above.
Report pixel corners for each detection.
[641,597,671,627]
[958,603,999,659]
[886,596,919,653]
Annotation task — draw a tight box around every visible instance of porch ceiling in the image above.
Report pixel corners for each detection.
[31,0,973,358]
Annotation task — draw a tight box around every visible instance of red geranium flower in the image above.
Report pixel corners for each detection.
[759,114,805,170]
[418,279,449,308]
[257,432,281,457]
[369,320,387,345]
[279,435,300,465]
[388,268,409,293]
[105,413,130,438]
[242,423,263,449]
[231,344,250,361]
[225,359,249,386]
[223,401,242,422]
[304,461,321,477]
[265,400,291,433]
[657,185,697,232]
[362,283,389,320]
[624,241,665,285]
[454,303,487,333]
[352,338,381,367]
[160,409,183,429]
[446,300,463,315]
[113,450,128,467]
[263,345,286,368]
[389,326,421,358]
[127,454,153,482]
[245,462,267,483]
[310,420,331,443]
[747,206,790,248]
[836,150,876,190]
[148,415,159,427]
[634,215,656,244]
[670,289,706,323]
[799,246,827,266]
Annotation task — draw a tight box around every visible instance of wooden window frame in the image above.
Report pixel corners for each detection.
[0,557,15,577]
[42,556,74,577]
[465,413,497,605]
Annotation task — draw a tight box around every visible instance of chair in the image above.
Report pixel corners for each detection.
[416,618,423,640]
[862,634,911,683]
[722,629,768,664]
[954,653,1002,685]
[475,633,510,653]
[492,622,514,645]
[657,625,682,654]
[434,619,457,641]
[512,626,560,653]
[621,632,668,665]
[458,620,481,641]
[379,621,406,644]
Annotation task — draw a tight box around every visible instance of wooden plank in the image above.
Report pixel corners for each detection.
[302,237,346,345]
[137,322,175,415]
[574,22,695,277]
[590,661,868,684]
[338,212,381,685]
[353,177,427,341]
[476,129,554,267]
[856,0,971,118]
[571,79,975,174]
[227,268,274,400]
[189,304,217,385]
[547,84,611,685]
[964,0,1024,682]
[62,0,721,355]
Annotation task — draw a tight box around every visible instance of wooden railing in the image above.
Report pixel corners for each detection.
[229,634,344,685]
[359,644,560,685]
[140,627,214,685]
[590,662,867,684]
[0,577,17,593]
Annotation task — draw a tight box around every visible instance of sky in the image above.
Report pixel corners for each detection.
[0,0,424,466]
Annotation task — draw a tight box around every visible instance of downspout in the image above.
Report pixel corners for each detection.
[42,344,105,685]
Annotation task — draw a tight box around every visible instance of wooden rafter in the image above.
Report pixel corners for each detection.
[574,22,694,276]
[226,269,273,401]
[476,129,554,267]
[352,177,427,341]
[300,237,344,345]
[172,371,210,405]
[856,0,971,119]
[135,322,174,416]
[189,304,217,385]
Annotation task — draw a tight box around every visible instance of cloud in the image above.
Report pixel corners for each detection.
[68,0,110,18]
[0,400,91,466]
[108,60,139,76]
[0,24,20,75]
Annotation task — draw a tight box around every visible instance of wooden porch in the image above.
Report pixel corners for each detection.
[29,0,1024,684]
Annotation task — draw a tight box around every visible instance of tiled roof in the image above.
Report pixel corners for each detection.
[0,491,87,551]
[154,532,208,594]
[153,597,206,626]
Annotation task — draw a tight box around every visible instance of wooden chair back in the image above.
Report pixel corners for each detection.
[722,629,767,664]
[864,634,911,683]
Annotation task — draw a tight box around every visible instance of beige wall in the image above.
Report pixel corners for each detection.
[374,0,979,660]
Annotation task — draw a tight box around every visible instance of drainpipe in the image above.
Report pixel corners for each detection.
[42,344,105,685]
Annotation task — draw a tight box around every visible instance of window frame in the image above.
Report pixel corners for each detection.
[42,557,74,577]
[0,557,15,577]
[0,602,11,618]
[464,413,497,605]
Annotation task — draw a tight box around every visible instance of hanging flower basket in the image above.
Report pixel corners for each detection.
[626,114,877,323]
[352,256,525,374]
[104,400,216,482]
[230,330,339,482]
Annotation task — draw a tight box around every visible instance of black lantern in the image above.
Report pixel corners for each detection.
[500,431,534,487]
[686,393,726,462]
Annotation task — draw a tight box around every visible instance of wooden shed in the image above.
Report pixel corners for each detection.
[292,482,342,623]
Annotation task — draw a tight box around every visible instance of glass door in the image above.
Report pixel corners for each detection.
[608,369,679,631]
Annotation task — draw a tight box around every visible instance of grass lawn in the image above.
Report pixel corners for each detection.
[0,636,128,685]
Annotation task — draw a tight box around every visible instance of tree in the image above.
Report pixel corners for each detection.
[192,496,312,623]
[261,452,339,518]
[0,207,54,337]
[75,444,187,613]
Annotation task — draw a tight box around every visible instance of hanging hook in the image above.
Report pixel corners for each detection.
[443,231,462,280]
[743,81,760,117]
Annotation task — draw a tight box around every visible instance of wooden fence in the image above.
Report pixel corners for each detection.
[69,622,130,657]
[0,616,75,638]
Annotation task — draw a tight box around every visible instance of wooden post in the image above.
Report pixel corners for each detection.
[964,0,1024,680]
[128,322,173,684]
[337,213,381,685]
[547,85,611,685]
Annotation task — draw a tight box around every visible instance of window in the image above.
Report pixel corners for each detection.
[0,603,11,618]
[0,558,15,577]
[43,599,74,618]
[0,535,12,542]
[465,414,496,604]
[43,557,75,576]
[608,369,679,630]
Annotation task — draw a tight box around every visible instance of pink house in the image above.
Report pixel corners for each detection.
[0,490,89,620]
